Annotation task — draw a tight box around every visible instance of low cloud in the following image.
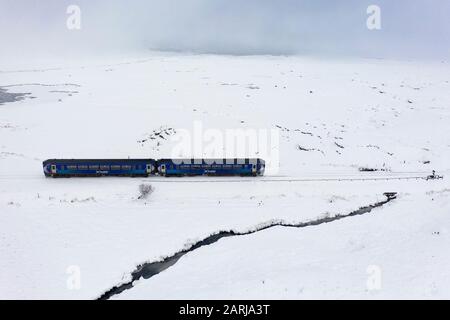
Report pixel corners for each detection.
[1,0,449,59]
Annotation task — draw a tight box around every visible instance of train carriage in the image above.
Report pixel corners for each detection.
[43,159,156,177]
[156,158,265,177]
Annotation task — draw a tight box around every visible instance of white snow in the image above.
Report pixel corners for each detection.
[0,53,449,299]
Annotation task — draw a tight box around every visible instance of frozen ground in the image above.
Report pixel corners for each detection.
[0,53,449,299]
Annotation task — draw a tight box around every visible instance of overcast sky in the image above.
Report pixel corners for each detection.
[1,0,449,59]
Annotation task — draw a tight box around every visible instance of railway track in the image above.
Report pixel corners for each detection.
[0,171,444,183]
[145,175,437,183]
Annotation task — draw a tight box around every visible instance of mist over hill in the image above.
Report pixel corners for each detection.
[1,0,449,60]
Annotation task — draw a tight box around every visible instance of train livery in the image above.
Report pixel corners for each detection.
[43,158,265,177]
[42,159,156,177]
[157,158,264,177]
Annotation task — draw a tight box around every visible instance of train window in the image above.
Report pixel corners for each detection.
[122,165,131,170]
[78,165,88,170]
[111,165,120,170]
[67,165,77,170]
[89,165,99,170]
[100,165,110,170]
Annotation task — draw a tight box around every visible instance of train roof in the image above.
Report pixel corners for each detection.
[157,158,264,163]
[43,158,265,165]
[42,159,155,165]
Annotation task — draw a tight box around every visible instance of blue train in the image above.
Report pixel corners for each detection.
[43,158,265,177]
[42,159,156,177]
[157,158,264,177]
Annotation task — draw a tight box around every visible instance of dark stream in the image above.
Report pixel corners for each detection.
[98,192,397,300]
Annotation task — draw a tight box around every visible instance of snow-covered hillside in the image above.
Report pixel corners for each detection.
[0,53,449,299]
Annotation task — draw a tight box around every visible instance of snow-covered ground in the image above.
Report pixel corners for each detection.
[0,53,449,299]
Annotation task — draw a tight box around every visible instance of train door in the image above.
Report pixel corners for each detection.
[160,164,166,175]
[146,164,153,174]
[51,164,57,174]
[252,164,256,174]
